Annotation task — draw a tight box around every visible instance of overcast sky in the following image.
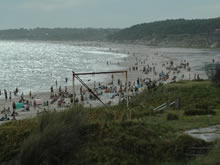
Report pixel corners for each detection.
[0,0,220,29]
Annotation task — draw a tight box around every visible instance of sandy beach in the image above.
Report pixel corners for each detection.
[0,41,210,125]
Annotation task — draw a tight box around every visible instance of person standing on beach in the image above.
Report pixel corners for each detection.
[50,86,54,93]
[80,86,83,96]
[80,94,84,102]
[12,111,16,120]
[21,92,24,101]
[26,100,30,111]
[137,78,140,86]
[33,100,37,109]
[14,88,18,96]
[29,91,32,98]
[111,74,114,84]
[4,89,7,100]
[12,102,16,111]
[65,77,68,83]
[9,91,12,100]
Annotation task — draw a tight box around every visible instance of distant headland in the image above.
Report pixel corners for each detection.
[1,17,220,48]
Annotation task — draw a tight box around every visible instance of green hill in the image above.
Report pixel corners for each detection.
[1,18,220,48]
[1,81,220,164]
[109,18,220,48]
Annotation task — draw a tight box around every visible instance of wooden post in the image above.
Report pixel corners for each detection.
[125,70,130,119]
[73,73,75,106]
[126,71,129,108]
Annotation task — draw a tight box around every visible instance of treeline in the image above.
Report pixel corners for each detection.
[0,28,119,41]
[1,18,220,48]
[109,18,220,48]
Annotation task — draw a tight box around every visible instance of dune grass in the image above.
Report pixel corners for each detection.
[191,140,220,165]
[0,119,37,163]
[1,80,220,164]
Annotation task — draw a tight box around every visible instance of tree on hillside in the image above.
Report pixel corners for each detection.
[205,63,220,85]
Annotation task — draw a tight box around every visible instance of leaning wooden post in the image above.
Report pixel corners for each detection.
[126,70,129,108]
[72,72,75,106]
[125,70,131,119]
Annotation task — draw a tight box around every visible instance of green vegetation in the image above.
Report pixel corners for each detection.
[191,140,220,165]
[167,113,179,121]
[0,28,119,41]
[205,63,220,86]
[109,18,220,48]
[1,18,220,48]
[1,80,220,164]
[0,120,37,163]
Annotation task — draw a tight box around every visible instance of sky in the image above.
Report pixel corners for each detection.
[0,0,220,29]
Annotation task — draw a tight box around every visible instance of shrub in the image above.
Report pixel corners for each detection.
[205,63,220,86]
[14,108,88,165]
[0,119,37,163]
[171,135,211,161]
[184,109,216,116]
[193,140,220,165]
[167,113,179,121]
[195,104,209,110]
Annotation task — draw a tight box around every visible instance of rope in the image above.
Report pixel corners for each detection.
[73,73,106,107]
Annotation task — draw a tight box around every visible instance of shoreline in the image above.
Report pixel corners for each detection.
[1,39,220,50]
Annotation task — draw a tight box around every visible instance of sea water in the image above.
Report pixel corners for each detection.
[0,41,127,95]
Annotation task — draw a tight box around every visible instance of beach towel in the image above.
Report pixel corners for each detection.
[16,102,24,109]
[35,99,42,105]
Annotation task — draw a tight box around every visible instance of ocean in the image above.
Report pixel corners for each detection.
[0,41,127,95]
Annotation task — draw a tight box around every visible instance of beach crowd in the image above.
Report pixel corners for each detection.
[0,48,213,124]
